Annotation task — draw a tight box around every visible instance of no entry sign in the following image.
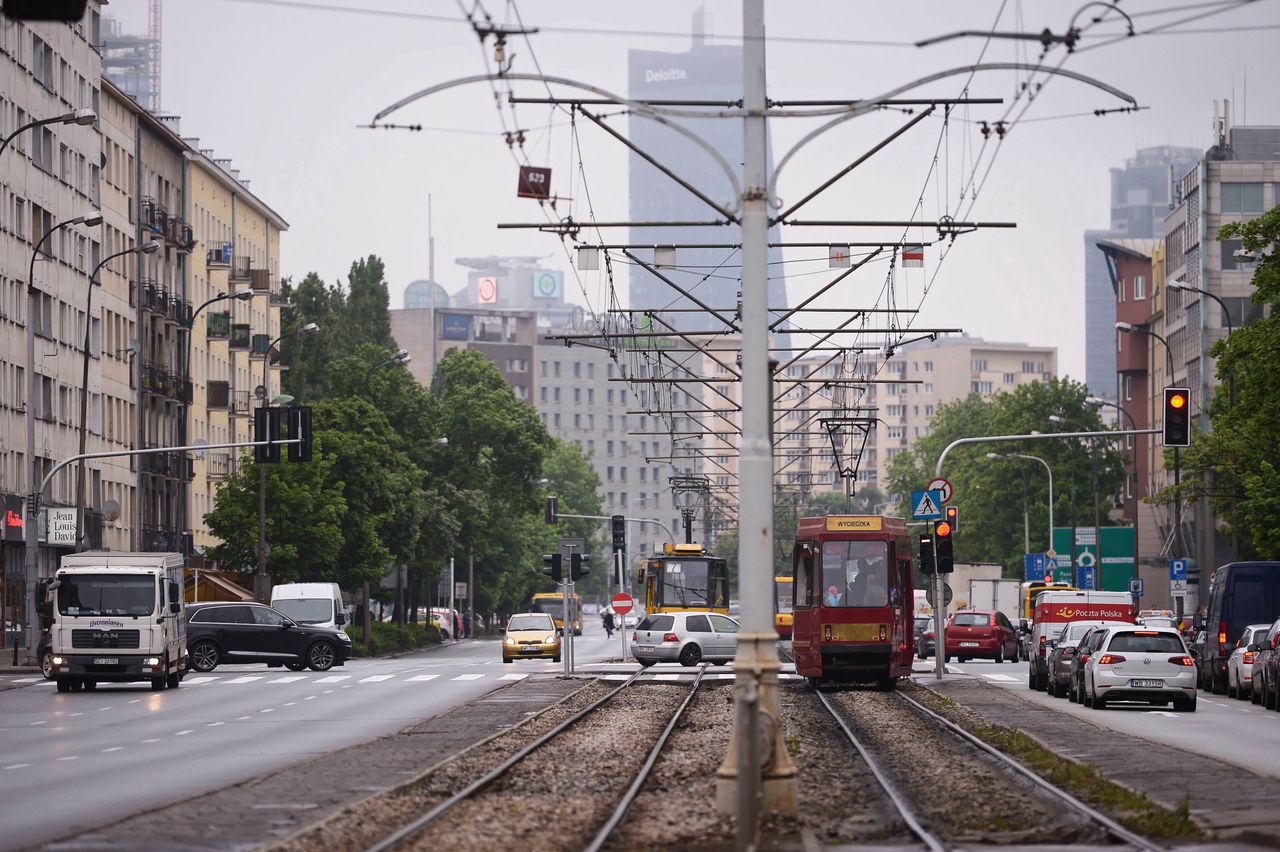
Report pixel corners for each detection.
[610,593,634,616]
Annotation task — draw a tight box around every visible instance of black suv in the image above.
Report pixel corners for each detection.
[186,602,351,673]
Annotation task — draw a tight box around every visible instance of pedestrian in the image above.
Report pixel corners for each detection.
[462,611,471,639]
[603,608,616,638]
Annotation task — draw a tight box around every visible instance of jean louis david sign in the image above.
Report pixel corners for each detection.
[45,507,77,546]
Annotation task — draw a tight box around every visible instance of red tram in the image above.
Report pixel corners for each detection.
[791,515,915,689]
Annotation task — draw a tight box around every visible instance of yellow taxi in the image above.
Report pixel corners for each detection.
[502,612,562,663]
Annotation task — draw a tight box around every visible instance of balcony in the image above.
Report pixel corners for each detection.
[207,311,231,339]
[250,333,271,358]
[169,373,191,404]
[230,323,251,350]
[141,525,180,553]
[177,221,195,253]
[269,290,287,306]
[207,380,230,409]
[229,256,251,282]
[207,245,231,268]
[250,269,272,291]
[230,389,250,416]
[141,361,173,397]
[166,294,192,326]
[141,280,163,314]
[206,451,231,480]
[140,197,158,232]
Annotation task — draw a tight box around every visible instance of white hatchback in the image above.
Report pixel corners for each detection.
[630,611,739,666]
[1084,626,1197,712]
[1228,623,1272,700]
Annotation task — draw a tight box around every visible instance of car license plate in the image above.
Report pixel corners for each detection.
[959,641,979,647]
[92,658,118,665]
[520,647,540,653]
[1131,678,1163,688]
[638,645,654,652]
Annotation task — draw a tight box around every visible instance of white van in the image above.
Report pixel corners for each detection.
[270,583,347,631]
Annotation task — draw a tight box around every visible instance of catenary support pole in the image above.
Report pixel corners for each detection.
[717,0,797,840]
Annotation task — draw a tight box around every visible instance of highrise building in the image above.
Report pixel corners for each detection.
[1084,146,1199,398]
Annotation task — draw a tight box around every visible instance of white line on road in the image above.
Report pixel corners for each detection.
[451,674,484,681]
[68,712,84,717]
[259,708,275,714]
[498,674,528,681]
[141,738,161,743]
[100,747,124,753]
[129,699,142,704]
[184,677,218,685]
[314,676,350,684]
[175,730,194,736]
[11,677,40,684]
[407,675,439,682]
[268,676,307,684]
[235,716,251,721]
[303,696,317,700]
[96,706,113,712]
[207,721,224,727]
[30,720,46,726]
[284,701,297,706]
[358,675,395,683]
[3,764,31,770]
[224,676,265,684]
[56,756,79,761]
[982,674,1020,682]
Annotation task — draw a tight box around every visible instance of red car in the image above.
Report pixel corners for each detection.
[944,610,1019,663]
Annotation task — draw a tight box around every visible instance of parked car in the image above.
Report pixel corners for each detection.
[1137,616,1177,630]
[943,610,1018,663]
[1197,561,1280,693]
[502,612,561,663]
[1251,617,1280,709]
[185,601,351,673]
[1046,620,1129,698]
[914,616,935,660]
[38,629,52,680]
[1083,627,1197,712]
[1227,623,1272,700]
[630,611,739,667]
[1069,625,1114,704]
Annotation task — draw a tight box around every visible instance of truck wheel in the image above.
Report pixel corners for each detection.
[166,666,181,689]
[83,680,97,691]
[307,641,337,672]
[41,650,54,680]
[151,675,166,691]
[56,679,71,693]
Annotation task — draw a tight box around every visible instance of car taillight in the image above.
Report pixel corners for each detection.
[1098,654,1126,665]
[1219,621,1228,648]
[1168,655,1194,667]
[1244,651,1256,665]
[1078,654,1090,664]
[632,633,637,643]
[925,631,934,639]
[663,632,679,642]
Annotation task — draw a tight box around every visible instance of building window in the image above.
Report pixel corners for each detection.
[540,360,547,377]
[1002,373,1015,384]
[540,386,547,402]
[923,361,933,372]
[574,388,581,403]
[573,362,581,378]
[1124,374,1133,401]
[1221,182,1264,214]
[554,387,561,403]
[554,361,561,377]
[924,383,933,395]
[972,359,987,372]
[574,413,581,428]
[971,381,994,394]
[1132,274,1145,300]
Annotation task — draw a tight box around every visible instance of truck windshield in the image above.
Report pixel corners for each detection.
[273,598,333,624]
[58,574,155,617]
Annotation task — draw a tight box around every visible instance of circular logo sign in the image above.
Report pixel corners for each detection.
[477,277,498,304]
[534,272,558,298]
[1076,551,1096,569]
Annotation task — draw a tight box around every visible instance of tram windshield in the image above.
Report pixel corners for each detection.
[775,579,794,614]
[662,559,713,607]
[820,540,889,608]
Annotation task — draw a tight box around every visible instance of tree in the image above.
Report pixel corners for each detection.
[1173,206,1280,558]
[280,272,347,402]
[345,255,396,350]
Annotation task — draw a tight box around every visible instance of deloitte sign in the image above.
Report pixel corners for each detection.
[1049,527,1134,591]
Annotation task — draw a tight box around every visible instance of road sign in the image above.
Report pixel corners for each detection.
[1170,579,1188,593]
[1023,552,1048,582]
[925,582,953,608]
[610,593,634,616]
[1078,566,1096,591]
[926,477,953,504]
[910,489,943,520]
[1045,548,1056,559]
[1170,559,1188,581]
[1129,577,1144,597]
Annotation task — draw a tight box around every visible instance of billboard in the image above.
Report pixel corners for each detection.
[441,313,470,341]
[532,270,563,300]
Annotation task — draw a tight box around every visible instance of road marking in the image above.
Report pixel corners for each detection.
[322,690,335,694]
[68,712,84,717]
[207,722,225,727]
[3,764,31,770]
[101,747,124,753]
[498,673,528,681]
[56,756,79,762]
[602,675,630,681]
[235,716,252,721]
[358,675,395,683]
[184,677,218,685]
[128,699,142,704]
[142,738,161,743]
[407,674,439,682]
[1148,711,1180,718]
[982,674,1020,682]
[451,674,484,681]
[314,675,350,684]
[30,720,46,726]
[224,676,265,684]
[303,696,317,700]
[97,706,113,712]
[11,677,41,684]
[284,701,297,706]
[259,708,275,714]
[175,730,194,736]
[268,676,307,684]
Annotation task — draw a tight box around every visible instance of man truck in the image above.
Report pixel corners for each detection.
[49,552,187,692]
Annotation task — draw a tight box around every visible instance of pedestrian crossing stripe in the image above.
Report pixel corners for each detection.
[407,674,439,682]
[357,675,394,683]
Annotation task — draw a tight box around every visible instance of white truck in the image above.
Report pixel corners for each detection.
[49,552,187,693]
[966,578,1021,622]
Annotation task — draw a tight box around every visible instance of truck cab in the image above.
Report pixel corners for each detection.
[49,552,187,692]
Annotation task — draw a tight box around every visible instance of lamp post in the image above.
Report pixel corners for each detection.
[21,210,103,664]
[75,239,161,551]
[256,323,319,601]
[364,348,411,384]
[1167,278,1235,408]
[1086,396,1141,588]
[986,452,1054,552]
[0,107,95,160]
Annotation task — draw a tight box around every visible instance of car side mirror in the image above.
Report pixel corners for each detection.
[169,602,180,614]
[336,612,346,626]
[1046,640,1056,649]
[281,621,295,629]
[1063,647,1074,656]
[1246,643,1259,652]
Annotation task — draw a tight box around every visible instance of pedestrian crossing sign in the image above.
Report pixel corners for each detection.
[910,489,943,520]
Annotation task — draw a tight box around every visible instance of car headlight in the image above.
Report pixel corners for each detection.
[545,635,557,644]
[145,657,161,666]
[52,656,65,666]
[505,637,517,646]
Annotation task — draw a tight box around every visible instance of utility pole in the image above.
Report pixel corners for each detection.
[716,0,796,840]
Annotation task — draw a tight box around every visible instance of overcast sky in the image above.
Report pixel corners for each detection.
[105,0,1278,379]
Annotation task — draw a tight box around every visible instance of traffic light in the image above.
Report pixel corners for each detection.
[611,515,626,552]
[917,534,935,575]
[254,406,283,464]
[542,553,562,583]
[944,504,958,532]
[1163,387,1191,447]
[570,552,590,581]
[545,496,558,525]
[287,406,313,462]
[933,517,955,573]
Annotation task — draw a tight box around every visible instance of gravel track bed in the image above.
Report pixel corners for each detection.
[604,683,735,850]
[828,688,1104,846]
[404,682,689,851]
[275,679,616,852]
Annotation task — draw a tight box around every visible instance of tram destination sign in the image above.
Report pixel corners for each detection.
[825,516,882,531]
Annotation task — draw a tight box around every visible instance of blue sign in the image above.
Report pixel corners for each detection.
[1024,552,1048,582]
[910,489,943,520]
[1170,559,1188,581]
[441,313,470,341]
[220,241,232,263]
[1077,566,1096,591]
[1129,577,1144,597]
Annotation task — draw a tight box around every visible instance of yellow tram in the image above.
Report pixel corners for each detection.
[636,542,730,615]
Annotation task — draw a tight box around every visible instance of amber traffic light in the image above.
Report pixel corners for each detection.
[1163,387,1191,447]
[933,518,954,573]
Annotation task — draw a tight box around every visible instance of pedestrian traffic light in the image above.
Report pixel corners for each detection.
[611,514,626,552]
[571,552,590,581]
[287,406,313,462]
[254,406,283,464]
[944,504,958,531]
[542,553,562,583]
[917,534,935,575]
[1163,387,1191,447]
[933,517,955,573]
[545,496,558,525]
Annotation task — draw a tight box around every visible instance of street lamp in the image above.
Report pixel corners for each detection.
[364,348,411,384]
[0,108,95,160]
[1115,321,1174,381]
[256,323,319,600]
[21,210,103,663]
[986,452,1053,552]
[1086,396,1142,586]
[75,239,161,551]
[1166,278,1236,408]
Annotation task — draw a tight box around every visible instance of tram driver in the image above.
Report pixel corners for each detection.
[822,540,889,607]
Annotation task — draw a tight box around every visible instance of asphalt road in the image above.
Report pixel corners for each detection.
[920,656,1280,779]
[0,623,622,851]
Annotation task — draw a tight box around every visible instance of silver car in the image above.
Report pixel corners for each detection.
[1084,626,1197,712]
[1227,623,1271,700]
[1045,620,1129,698]
[630,611,739,666]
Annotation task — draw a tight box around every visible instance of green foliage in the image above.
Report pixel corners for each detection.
[344,620,441,657]
[1171,206,1280,557]
[888,378,1124,572]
